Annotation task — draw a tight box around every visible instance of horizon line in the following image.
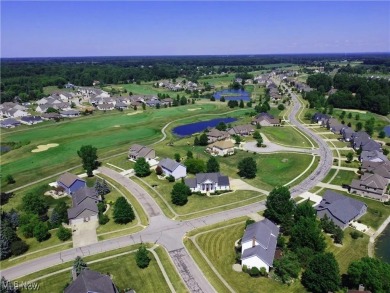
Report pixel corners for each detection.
[2,52,390,60]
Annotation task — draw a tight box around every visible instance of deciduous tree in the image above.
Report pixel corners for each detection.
[134,158,151,177]
[206,157,220,173]
[237,157,257,179]
[77,145,98,177]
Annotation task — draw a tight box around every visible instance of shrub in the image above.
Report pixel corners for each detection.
[99,214,109,225]
[242,265,248,273]
[350,231,363,239]
[245,219,255,228]
[155,165,163,176]
[167,175,175,182]
[10,241,29,256]
[249,267,260,277]
[56,226,72,241]
[259,267,268,277]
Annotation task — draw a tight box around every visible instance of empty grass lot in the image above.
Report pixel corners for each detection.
[325,227,369,274]
[186,223,306,293]
[260,126,314,148]
[17,244,184,293]
[327,170,358,186]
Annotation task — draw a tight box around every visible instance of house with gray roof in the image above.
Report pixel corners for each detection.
[228,124,255,136]
[57,172,86,194]
[185,172,230,193]
[65,269,119,293]
[326,118,345,134]
[312,113,330,125]
[252,112,280,127]
[351,131,371,150]
[360,150,388,163]
[0,118,21,128]
[20,115,43,125]
[97,103,114,111]
[128,144,156,162]
[350,173,389,202]
[60,110,80,117]
[158,158,186,180]
[316,190,367,229]
[241,218,279,272]
[342,127,356,142]
[361,140,381,152]
[67,187,100,225]
[361,161,390,180]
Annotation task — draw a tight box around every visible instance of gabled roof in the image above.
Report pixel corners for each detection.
[228,124,254,134]
[60,110,80,115]
[316,190,366,225]
[159,158,184,172]
[58,172,85,188]
[352,131,371,147]
[351,173,388,190]
[72,187,99,207]
[129,144,154,158]
[64,269,118,293]
[20,115,42,122]
[361,150,388,162]
[0,118,20,126]
[241,219,279,267]
[184,172,230,188]
[361,140,381,152]
[212,140,234,150]
[207,128,229,138]
[67,197,99,219]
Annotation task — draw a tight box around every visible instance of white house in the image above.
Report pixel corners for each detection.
[158,158,187,180]
[211,140,235,156]
[241,218,279,273]
[185,172,230,193]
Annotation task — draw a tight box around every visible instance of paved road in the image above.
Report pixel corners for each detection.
[2,84,333,292]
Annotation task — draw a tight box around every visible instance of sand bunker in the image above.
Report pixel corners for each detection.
[113,125,121,128]
[31,143,59,153]
[187,108,201,111]
[127,111,143,116]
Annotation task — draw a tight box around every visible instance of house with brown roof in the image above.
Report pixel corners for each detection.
[211,140,235,156]
[361,161,390,180]
[206,128,230,143]
[228,124,255,136]
[350,173,389,202]
[128,144,156,162]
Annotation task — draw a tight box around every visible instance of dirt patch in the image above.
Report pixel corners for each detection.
[187,108,202,111]
[113,125,120,128]
[31,143,59,153]
[127,111,143,116]
[282,158,289,163]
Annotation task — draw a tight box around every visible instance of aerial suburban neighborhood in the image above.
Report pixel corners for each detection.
[1,1,390,293]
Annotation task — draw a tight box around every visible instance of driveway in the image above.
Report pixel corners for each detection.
[230,178,269,195]
[243,140,318,155]
[72,219,98,248]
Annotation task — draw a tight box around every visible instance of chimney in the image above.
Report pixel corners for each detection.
[71,268,78,281]
[252,237,256,247]
[358,284,365,292]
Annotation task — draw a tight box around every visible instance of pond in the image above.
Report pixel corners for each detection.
[375,222,390,263]
[213,89,251,101]
[172,117,237,137]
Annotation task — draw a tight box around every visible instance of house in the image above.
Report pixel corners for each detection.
[315,190,367,229]
[360,150,389,163]
[347,284,372,293]
[128,144,156,162]
[35,104,50,113]
[351,131,371,150]
[361,140,381,152]
[64,269,119,293]
[60,110,80,117]
[158,158,187,180]
[6,108,29,118]
[57,172,86,195]
[326,118,345,133]
[341,127,356,142]
[67,187,100,225]
[0,118,21,128]
[211,140,235,156]
[41,113,62,120]
[311,113,330,125]
[241,218,279,273]
[228,124,255,136]
[97,103,114,111]
[252,113,280,127]
[114,101,128,110]
[185,172,230,193]
[206,128,230,143]
[20,116,43,125]
[350,173,389,202]
[361,161,390,180]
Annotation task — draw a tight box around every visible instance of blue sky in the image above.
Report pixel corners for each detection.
[1,1,389,57]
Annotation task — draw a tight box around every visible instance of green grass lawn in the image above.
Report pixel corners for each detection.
[325,227,369,274]
[186,223,306,293]
[260,126,314,148]
[140,173,264,218]
[17,244,182,293]
[104,155,135,171]
[322,169,337,183]
[328,170,358,186]
[221,151,315,191]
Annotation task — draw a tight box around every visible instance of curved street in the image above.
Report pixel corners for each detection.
[1,86,333,292]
